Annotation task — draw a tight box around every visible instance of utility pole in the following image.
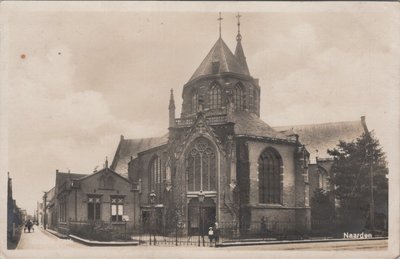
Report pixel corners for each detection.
[369,151,374,231]
[367,133,374,231]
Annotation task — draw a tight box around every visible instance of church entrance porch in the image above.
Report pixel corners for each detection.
[187,197,216,236]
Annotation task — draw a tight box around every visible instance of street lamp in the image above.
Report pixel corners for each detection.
[149,190,156,245]
[198,190,205,247]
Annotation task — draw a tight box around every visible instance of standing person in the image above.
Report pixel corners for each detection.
[208,227,214,246]
[27,219,33,233]
[260,216,268,240]
[213,222,220,245]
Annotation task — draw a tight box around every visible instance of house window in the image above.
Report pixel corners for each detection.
[111,196,124,222]
[258,147,283,204]
[149,155,162,202]
[59,197,67,222]
[233,84,243,109]
[88,195,101,220]
[187,138,217,191]
[209,83,221,109]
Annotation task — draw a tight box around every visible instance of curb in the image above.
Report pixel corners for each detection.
[44,228,69,239]
[216,237,388,247]
[69,234,139,246]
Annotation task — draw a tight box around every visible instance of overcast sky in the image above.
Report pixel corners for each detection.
[1,2,399,214]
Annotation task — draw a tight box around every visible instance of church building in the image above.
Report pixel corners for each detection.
[111,15,315,236]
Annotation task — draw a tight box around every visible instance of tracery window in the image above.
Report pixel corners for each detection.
[209,83,222,110]
[258,148,283,204]
[247,87,254,110]
[192,93,198,113]
[233,84,243,109]
[187,138,216,191]
[318,168,329,191]
[149,155,162,202]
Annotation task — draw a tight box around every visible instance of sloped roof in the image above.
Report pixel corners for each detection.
[110,134,169,177]
[55,172,87,188]
[234,38,250,75]
[274,119,367,163]
[229,111,290,140]
[76,167,131,184]
[189,38,248,82]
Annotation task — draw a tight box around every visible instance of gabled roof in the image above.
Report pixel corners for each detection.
[189,38,248,82]
[229,111,290,140]
[76,167,132,184]
[274,118,367,163]
[110,134,169,177]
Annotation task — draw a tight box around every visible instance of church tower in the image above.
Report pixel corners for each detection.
[180,13,260,118]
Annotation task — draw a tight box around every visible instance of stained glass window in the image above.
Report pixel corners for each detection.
[187,138,216,191]
[258,148,283,204]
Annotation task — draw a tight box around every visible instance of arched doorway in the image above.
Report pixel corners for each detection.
[188,198,216,236]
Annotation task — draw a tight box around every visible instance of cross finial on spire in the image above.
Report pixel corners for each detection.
[217,12,223,38]
[236,12,242,41]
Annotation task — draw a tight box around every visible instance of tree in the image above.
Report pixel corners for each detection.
[328,131,388,232]
[311,188,335,220]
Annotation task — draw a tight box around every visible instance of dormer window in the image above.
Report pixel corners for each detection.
[212,61,220,74]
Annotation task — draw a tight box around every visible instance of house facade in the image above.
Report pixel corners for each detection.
[45,166,136,236]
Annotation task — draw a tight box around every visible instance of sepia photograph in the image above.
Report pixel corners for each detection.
[1,2,399,259]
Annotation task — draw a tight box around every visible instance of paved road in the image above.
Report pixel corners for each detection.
[16,227,84,250]
[12,231,387,259]
[224,239,387,250]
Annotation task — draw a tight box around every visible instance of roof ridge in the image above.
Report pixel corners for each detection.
[274,119,361,129]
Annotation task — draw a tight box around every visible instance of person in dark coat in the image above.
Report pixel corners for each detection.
[27,219,33,233]
[260,216,268,240]
[213,222,220,245]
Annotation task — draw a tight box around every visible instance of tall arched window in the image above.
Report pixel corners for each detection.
[187,138,216,192]
[209,83,221,110]
[318,167,329,191]
[233,84,243,110]
[192,93,198,113]
[247,87,254,110]
[258,148,283,204]
[149,155,162,202]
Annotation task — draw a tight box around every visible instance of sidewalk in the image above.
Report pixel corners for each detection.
[216,236,388,247]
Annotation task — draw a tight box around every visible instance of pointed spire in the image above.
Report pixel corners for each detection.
[105,156,108,168]
[169,89,175,109]
[234,12,250,75]
[217,12,223,38]
[169,89,176,127]
[236,12,242,41]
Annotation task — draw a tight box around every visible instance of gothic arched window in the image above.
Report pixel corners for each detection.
[258,147,283,204]
[247,87,254,110]
[192,93,198,113]
[233,84,243,110]
[187,138,216,192]
[209,83,221,110]
[318,167,329,191]
[149,155,162,202]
